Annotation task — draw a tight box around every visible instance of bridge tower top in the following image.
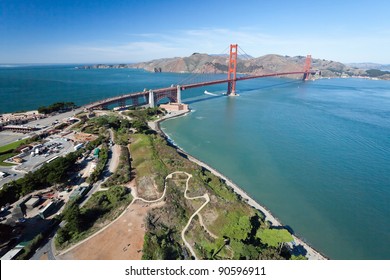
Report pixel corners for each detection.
[227,44,238,96]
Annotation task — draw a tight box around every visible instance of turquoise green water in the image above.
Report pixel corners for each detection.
[1,66,389,259]
[162,78,390,260]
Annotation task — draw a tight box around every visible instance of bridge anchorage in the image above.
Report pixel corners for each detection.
[86,44,316,110]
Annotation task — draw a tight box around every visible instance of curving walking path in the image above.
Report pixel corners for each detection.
[180,172,211,260]
[57,171,212,260]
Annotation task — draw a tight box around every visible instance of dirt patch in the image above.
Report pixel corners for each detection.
[137,176,160,200]
[200,207,219,227]
[59,199,163,260]
[39,253,49,260]
[68,132,98,142]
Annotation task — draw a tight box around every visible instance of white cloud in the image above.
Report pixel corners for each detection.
[27,27,390,63]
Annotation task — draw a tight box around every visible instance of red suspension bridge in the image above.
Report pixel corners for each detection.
[87,44,316,110]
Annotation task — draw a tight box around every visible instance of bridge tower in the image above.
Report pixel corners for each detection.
[177,85,182,104]
[303,55,312,81]
[227,44,238,96]
[149,90,155,108]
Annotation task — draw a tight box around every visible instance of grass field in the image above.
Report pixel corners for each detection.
[0,153,17,166]
[0,139,27,153]
[130,134,168,191]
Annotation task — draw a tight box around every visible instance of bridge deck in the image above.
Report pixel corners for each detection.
[87,71,315,109]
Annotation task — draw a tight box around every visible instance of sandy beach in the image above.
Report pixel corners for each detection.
[153,109,327,260]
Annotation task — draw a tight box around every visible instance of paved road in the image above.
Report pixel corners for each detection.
[30,228,58,260]
[79,129,116,207]
[0,167,23,188]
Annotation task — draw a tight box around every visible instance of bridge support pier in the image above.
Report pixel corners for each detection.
[177,85,182,104]
[149,90,155,108]
[118,99,126,108]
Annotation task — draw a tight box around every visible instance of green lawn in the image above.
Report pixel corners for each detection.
[0,139,27,153]
[0,153,17,166]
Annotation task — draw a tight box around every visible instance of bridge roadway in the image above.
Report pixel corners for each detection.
[86,70,315,110]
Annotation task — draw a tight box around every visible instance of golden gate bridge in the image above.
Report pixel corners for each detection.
[86,44,316,110]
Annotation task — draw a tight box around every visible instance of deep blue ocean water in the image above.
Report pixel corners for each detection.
[1,65,389,259]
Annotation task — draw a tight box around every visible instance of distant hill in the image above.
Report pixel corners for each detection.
[81,54,390,80]
[347,62,390,71]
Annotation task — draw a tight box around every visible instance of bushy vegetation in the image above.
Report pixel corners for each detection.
[365,69,390,77]
[101,146,132,188]
[256,228,293,248]
[1,106,303,260]
[126,107,165,123]
[37,101,76,114]
[55,185,132,249]
[86,144,109,184]
[82,114,132,144]
[142,226,183,260]
[129,124,298,260]
[15,218,60,260]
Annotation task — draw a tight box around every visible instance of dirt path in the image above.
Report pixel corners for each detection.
[180,173,211,260]
[198,214,218,239]
[59,200,159,260]
[178,153,326,260]
[58,171,216,260]
[58,180,163,260]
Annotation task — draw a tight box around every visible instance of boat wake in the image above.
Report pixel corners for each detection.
[204,90,219,96]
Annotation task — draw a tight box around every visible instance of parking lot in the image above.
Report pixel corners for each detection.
[14,138,74,173]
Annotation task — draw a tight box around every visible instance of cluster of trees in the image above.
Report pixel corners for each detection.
[142,226,182,260]
[85,115,132,144]
[15,218,60,260]
[37,102,76,114]
[365,69,390,77]
[208,212,294,260]
[88,115,133,131]
[126,107,165,123]
[86,144,109,184]
[101,146,132,188]
[125,107,165,134]
[85,109,163,139]
[55,186,131,248]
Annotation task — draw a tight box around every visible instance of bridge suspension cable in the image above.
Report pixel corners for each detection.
[177,45,232,88]
[87,44,314,110]
[237,45,253,60]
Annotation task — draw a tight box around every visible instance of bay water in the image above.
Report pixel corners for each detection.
[1,65,389,259]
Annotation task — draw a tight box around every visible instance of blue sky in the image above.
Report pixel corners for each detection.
[1,0,390,63]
